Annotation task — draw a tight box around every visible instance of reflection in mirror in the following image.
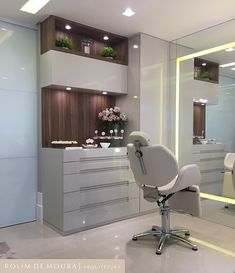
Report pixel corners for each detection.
[171,19,235,228]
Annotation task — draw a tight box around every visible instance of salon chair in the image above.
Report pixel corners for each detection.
[223,153,235,200]
[127,131,201,255]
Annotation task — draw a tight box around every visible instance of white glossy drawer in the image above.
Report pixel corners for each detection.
[64,160,130,175]
[64,170,134,192]
[198,160,224,171]
[63,148,128,162]
[63,183,139,212]
[63,198,139,232]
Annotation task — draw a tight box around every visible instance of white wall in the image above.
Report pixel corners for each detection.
[117,33,169,146]
[140,34,169,145]
[0,21,37,227]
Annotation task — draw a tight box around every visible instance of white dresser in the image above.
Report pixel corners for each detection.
[192,144,228,195]
[40,147,154,235]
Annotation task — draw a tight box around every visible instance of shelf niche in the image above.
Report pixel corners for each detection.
[40,15,128,65]
[194,57,219,84]
[41,87,116,148]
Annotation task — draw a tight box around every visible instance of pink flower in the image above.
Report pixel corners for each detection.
[98,112,103,119]
[114,106,120,112]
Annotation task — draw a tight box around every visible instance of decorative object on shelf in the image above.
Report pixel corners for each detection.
[81,38,93,54]
[51,140,78,148]
[51,140,78,145]
[110,130,113,138]
[121,129,124,138]
[101,47,117,59]
[100,142,111,148]
[94,130,98,138]
[82,138,98,149]
[55,37,73,49]
[201,71,212,81]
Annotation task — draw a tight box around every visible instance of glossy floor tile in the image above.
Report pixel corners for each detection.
[0,212,235,273]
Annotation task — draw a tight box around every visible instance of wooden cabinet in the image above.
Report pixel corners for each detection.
[40,15,128,65]
[194,58,219,84]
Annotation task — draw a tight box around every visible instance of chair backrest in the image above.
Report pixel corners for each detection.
[127,131,179,188]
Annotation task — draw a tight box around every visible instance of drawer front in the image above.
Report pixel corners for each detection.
[64,160,130,175]
[63,182,139,212]
[63,198,139,232]
[64,170,134,192]
[63,148,128,162]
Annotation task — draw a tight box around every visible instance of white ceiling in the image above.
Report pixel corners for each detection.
[1,0,235,41]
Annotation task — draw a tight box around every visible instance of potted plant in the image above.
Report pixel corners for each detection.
[201,71,212,81]
[55,37,73,50]
[101,47,117,59]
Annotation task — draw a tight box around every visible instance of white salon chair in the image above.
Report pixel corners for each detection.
[127,131,201,255]
[223,153,235,199]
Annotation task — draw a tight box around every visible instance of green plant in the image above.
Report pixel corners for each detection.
[201,71,212,80]
[55,37,73,49]
[101,47,117,59]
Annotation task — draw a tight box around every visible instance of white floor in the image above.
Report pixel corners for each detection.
[202,199,235,229]
[0,212,235,273]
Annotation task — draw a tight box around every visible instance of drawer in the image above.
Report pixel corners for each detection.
[63,182,139,212]
[198,160,224,171]
[64,170,134,192]
[63,198,139,232]
[63,148,127,162]
[201,171,224,184]
[64,160,130,175]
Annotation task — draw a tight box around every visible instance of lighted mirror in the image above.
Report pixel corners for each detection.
[171,19,235,228]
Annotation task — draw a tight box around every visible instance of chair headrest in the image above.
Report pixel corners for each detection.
[128,131,151,146]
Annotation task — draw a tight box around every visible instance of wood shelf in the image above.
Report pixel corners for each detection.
[194,58,219,84]
[40,15,128,66]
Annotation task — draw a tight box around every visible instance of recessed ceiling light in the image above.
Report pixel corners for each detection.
[20,0,51,14]
[220,62,235,68]
[66,87,71,90]
[122,8,136,17]
[133,45,139,49]
[133,95,138,99]
[103,35,109,41]
[102,92,108,95]
[1,28,6,31]
[231,67,235,71]
[225,48,235,52]
[65,24,71,30]
[202,63,207,66]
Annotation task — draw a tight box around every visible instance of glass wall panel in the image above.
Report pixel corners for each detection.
[0,21,37,227]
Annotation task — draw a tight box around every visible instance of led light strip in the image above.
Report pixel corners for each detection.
[175,41,235,160]
[200,192,235,205]
[190,236,235,257]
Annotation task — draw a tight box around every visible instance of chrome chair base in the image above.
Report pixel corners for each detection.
[132,227,197,255]
[132,204,198,255]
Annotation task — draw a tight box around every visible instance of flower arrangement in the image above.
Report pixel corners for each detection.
[98,106,127,127]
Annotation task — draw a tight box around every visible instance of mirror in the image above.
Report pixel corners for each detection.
[170,20,235,228]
